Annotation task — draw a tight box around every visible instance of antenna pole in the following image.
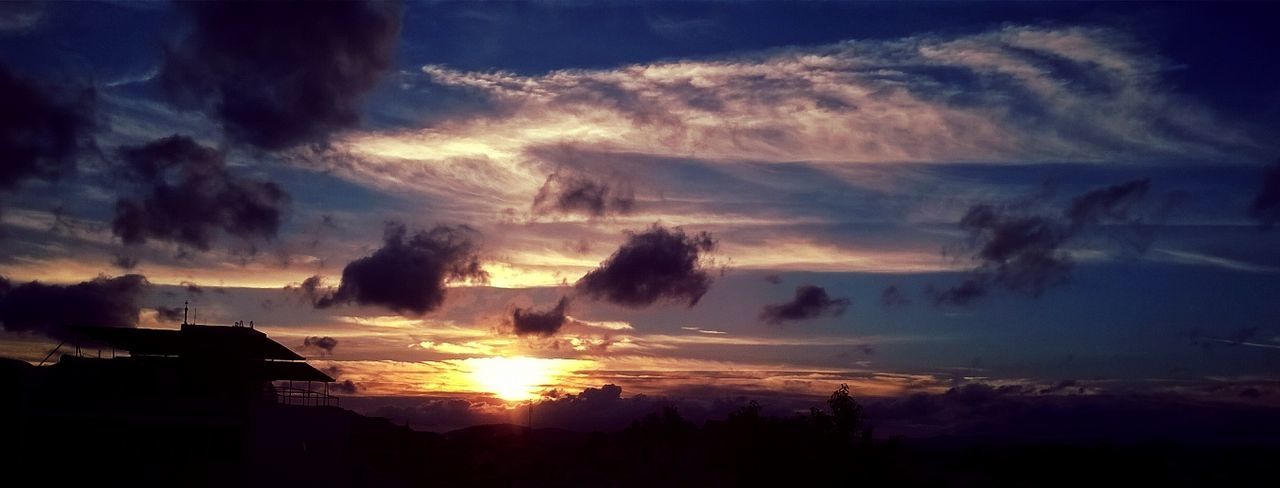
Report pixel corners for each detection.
[38,340,66,366]
[183,301,189,326]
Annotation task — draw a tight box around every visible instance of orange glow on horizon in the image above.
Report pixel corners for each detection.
[463,356,590,402]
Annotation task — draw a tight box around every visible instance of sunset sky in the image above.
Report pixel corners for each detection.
[2,1,1278,434]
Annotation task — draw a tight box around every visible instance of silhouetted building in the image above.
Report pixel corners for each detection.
[25,322,336,419]
[6,323,364,487]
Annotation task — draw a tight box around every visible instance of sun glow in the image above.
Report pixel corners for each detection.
[464,356,586,402]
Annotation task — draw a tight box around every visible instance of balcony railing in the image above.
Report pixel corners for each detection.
[274,384,339,407]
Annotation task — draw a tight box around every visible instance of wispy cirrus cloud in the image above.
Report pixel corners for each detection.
[342,24,1263,183]
[287,24,1273,288]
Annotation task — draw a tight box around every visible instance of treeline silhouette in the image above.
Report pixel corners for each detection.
[5,381,1276,487]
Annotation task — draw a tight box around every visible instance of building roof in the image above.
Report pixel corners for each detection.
[54,354,336,383]
[260,360,335,383]
[72,324,305,361]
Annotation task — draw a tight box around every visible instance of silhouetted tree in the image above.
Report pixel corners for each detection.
[828,383,864,441]
[728,400,763,424]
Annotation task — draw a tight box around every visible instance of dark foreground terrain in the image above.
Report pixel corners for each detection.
[3,376,1276,487]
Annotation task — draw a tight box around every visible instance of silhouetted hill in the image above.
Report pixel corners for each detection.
[5,370,1277,487]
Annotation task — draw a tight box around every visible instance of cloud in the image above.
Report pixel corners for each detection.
[576,224,717,308]
[880,285,910,308]
[944,382,1032,406]
[1226,327,1261,344]
[680,326,726,335]
[1065,179,1151,230]
[315,222,488,315]
[179,281,203,296]
[154,306,183,323]
[1188,326,1277,352]
[320,24,1261,279]
[1039,379,1081,395]
[511,296,571,336]
[303,336,339,354]
[1250,161,1280,227]
[286,275,333,307]
[0,274,148,339]
[0,2,45,34]
[0,63,95,191]
[954,203,1073,295]
[867,382,1280,442]
[363,397,497,431]
[836,344,876,358]
[112,135,290,250]
[160,1,401,149]
[331,379,359,394]
[532,170,635,217]
[928,277,989,307]
[343,24,1264,181]
[934,179,1152,305]
[358,384,711,433]
[110,254,138,270]
[760,285,850,324]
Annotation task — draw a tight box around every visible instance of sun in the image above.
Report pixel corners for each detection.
[465,356,572,402]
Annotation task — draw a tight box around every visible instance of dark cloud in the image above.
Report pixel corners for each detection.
[880,285,910,308]
[565,238,591,254]
[532,171,635,217]
[1190,326,1266,351]
[154,306,184,323]
[836,344,876,359]
[303,336,339,354]
[331,379,359,394]
[358,384,699,434]
[1188,327,1213,351]
[0,274,147,339]
[867,382,1280,443]
[928,276,990,306]
[576,225,717,308]
[760,285,850,324]
[160,1,401,149]
[511,296,571,336]
[112,135,290,250]
[48,204,79,235]
[1250,161,1280,227]
[764,274,782,285]
[944,382,1032,406]
[935,179,1152,305]
[285,275,333,307]
[0,63,95,191]
[1227,326,1261,344]
[1039,379,1081,394]
[321,364,344,378]
[347,380,1280,445]
[179,281,203,296]
[958,204,1072,294]
[316,222,487,315]
[1065,179,1150,230]
[0,2,45,34]
[111,254,138,270]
